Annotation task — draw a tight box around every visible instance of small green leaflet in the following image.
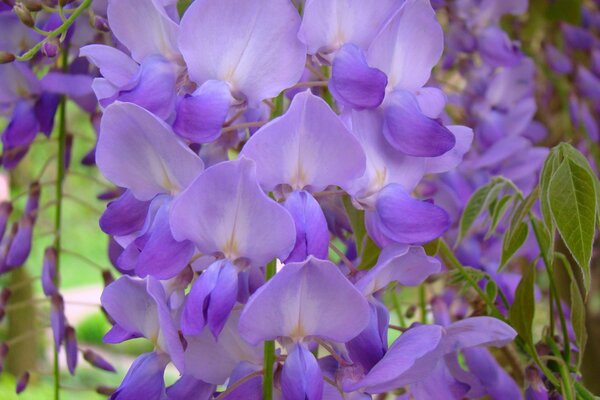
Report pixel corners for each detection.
[570,280,587,371]
[509,265,536,345]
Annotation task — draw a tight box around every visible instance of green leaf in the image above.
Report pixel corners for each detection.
[509,265,536,344]
[485,194,514,239]
[457,179,506,244]
[570,280,587,371]
[485,280,498,303]
[546,0,582,24]
[500,221,528,269]
[548,159,596,294]
[531,217,554,265]
[540,149,560,231]
[357,237,380,270]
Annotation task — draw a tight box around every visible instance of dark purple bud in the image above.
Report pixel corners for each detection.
[562,23,594,50]
[42,247,58,296]
[15,371,29,394]
[21,0,41,11]
[93,15,110,32]
[83,349,116,372]
[64,133,73,170]
[102,269,114,287]
[13,2,34,27]
[576,66,600,101]
[5,215,33,268]
[41,40,59,58]
[544,44,572,74]
[1,0,15,8]
[592,50,600,77]
[405,304,417,319]
[0,342,9,373]
[0,51,15,64]
[34,93,61,137]
[24,182,40,220]
[65,326,78,375]
[1,288,11,306]
[0,202,13,242]
[80,146,96,166]
[525,366,548,400]
[96,386,116,396]
[50,294,66,348]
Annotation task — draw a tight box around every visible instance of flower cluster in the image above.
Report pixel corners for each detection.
[85,0,520,398]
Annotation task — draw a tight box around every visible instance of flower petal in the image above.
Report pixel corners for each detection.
[281,344,323,400]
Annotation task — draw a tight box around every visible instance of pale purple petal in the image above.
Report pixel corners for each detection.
[424,125,473,174]
[97,102,204,201]
[110,352,169,400]
[346,300,389,372]
[241,91,366,191]
[415,87,447,118]
[239,257,370,344]
[441,317,517,353]
[166,375,215,400]
[170,158,295,266]
[367,0,443,91]
[356,245,441,296]
[329,44,387,110]
[478,26,522,68]
[281,343,323,400]
[383,90,456,157]
[99,190,151,237]
[107,0,179,62]
[283,191,330,263]
[79,44,139,86]
[179,0,306,104]
[40,72,94,99]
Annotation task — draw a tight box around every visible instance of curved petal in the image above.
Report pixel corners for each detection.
[372,184,450,244]
[107,0,179,62]
[241,91,366,191]
[356,245,441,296]
[424,125,473,174]
[383,90,455,157]
[367,0,443,91]
[239,257,370,344]
[441,317,517,354]
[299,0,402,54]
[170,158,296,266]
[283,191,330,263]
[179,0,306,104]
[97,102,204,201]
[110,352,169,400]
[99,190,151,237]
[281,343,323,400]
[79,44,139,86]
[329,44,387,110]
[173,80,232,143]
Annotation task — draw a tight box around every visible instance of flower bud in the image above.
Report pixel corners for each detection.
[65,326,78,375]
[5,215,33,268]
[102,269,114,287]
[0,51,15,64]
[0,342,9,373]
[13,2,35,28]
[64,133,73,170]
[93,15,110,32]
[15,371,29,394]
[96,386,116,396]
[42,247,58,296]
[83,349,116,372]
[58,0,75,6]
[50,294,65,348]
[21,0,41,11]
[24,182,40,220]
[0,202,12,243]
[41,40,59,58]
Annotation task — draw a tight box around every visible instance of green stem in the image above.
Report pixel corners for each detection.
[262,259,277,400]
[391,287,406,328]
[418,284,427,324]
[15,0,92,61]
[52,45,69,400]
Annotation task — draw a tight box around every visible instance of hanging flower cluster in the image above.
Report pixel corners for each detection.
[83,0,520,398]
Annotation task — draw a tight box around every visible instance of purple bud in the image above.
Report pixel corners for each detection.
[13,3,34,27]
[42,247,58,296]
[83,349,116,372]
[5,215,33,268]
[544,44,572,74]
[24,182,40,220]
[93,16,110,32]
[50,294,66,348]
[0,202,13,242]
[64,133,73,170]
[102,269,115,287]
[21,0,41,11]
[42,40,59,58]
[525,366,548,400]
[65,326,78,375]
[96,386,116,396]
[0,51,15,64]
[0,342,8,373]
[562,23,594,50]
[0,288,11,305]
[15,371,29,394]
[81,146,96,166]
[576,66,600,101]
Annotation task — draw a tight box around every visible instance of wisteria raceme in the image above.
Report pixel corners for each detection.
[0,0,599,399]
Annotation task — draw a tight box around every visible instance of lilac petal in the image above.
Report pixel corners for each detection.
[166,375,215,400]
[206,261,239,337]
[562,23,594,51]
[184,310,263,385]
[576,66,600,101]
[545,44,573,75]
[239,257,370,344]
[283,191,329,263]
[101,276,159,341]
[281,343,323,400]
[39,73,94,99]
[65,326,78,375]
[383,90,455,157]
[79,45,139,86]
[34,92,60,136]
[135,204,195,280]
[424,125,473,174]
[371,184,450,244]
[346,301,389,372]
[346,324,444,393]
[367,0,443,91]
[99,190,151,237]
[180,260,223,336]
[97,102,204,201]
[356,245,440,296]
[50,294,66,349]
[178,0,306,105]
[104,324,142,344]
[146,277,185,372]
[298,0,402,54]
[2,101,39,150]
[110,352,169,400]
[241,91,366,191]
[415,87,447,118]
[173,80,232,143]
[478,26,522,68]
[42,247,58,296]
[407,361,470,399]
[329,44,387,110]
[170,158,295,267]
[441,317,517,353]
[0,64,39,104]
[111,56,177,120]
[107,0,179,62]
[5,215,33,268]
[462,347,522,399]
[220,365,262,400]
